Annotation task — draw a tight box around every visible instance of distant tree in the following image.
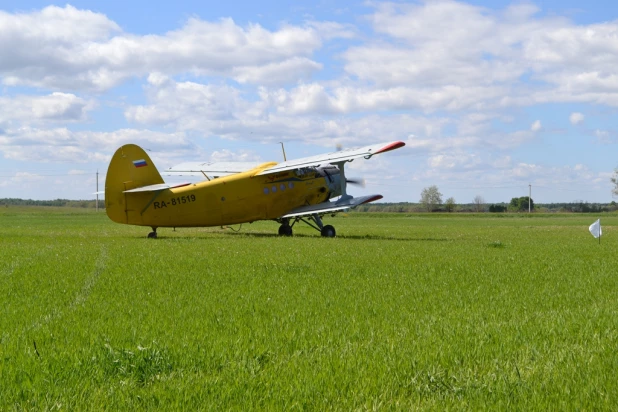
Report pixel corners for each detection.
[473,195,485,212]
[489,204,507,213]
[445,197,456,213]
[570,200,602,213]
[509,196,534,212]
[571,200,589,213]
[420,185,443,212]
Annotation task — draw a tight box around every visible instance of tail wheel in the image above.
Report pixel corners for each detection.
[320,225,336,238]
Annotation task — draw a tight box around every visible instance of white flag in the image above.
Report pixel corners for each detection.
[589,219,602,239]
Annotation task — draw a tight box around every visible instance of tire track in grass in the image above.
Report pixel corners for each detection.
[27,245,108,333]
[70,245,107,309]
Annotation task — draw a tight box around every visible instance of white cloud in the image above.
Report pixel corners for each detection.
[345,1,533,88]
[0,172,44,188]
[305,21,356,40]
[232,57,322,85]
[569,112,585,124]
[0,93,94,125]
[427,152,481,170]
[594,129,616,144]
[0,126,195,163]
[512,162,542,178]
[405,136,481,152]
[531,120,542,131]
[339,1,618,110]
[209,149,262,162]
[0,5,120,43]
[2,2,617,112]
[124,76,454,147]
[0,6,330,90]
[122,74,551,157]
[412,156,605,200]
[491,155,512,169]
[125,75,251,128]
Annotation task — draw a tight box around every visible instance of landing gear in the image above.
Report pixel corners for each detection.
[147,228,157,239]
[278,221,293,236]
[320,224,336,238]
[278,214,337,237]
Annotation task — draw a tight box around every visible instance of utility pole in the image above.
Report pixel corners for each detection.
[528,184,531,213]
[96,170,99,212]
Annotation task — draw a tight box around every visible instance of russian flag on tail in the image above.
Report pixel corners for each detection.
[133,159,147,168]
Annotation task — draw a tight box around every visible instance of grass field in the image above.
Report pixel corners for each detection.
[1,207,618,410]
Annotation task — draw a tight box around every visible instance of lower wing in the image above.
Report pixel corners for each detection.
[282,194,382,218]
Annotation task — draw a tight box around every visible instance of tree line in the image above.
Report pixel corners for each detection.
[356,185,618,213]
[0,198,104,208]
[355,201,618,213]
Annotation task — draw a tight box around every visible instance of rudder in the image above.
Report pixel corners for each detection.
[105,144,164,224]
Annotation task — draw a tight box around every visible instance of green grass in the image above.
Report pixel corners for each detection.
[1,207,618,409]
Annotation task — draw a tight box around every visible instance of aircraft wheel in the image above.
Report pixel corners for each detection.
[147,231,157,239]
[321,225,336,238]
[278,224,293,236]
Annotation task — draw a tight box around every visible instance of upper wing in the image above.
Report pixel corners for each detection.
[282,194,383,218]
[164,161,266,178]
[257,141,405,176]
[164,141,405,178]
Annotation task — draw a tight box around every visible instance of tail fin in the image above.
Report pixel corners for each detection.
[105,144,164,224]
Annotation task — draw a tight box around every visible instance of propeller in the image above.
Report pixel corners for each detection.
[346,177,365,188]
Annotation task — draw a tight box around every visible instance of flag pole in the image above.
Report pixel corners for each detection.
[599,218,601,245]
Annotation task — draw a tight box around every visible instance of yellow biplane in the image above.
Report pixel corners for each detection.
[105,141,405,238]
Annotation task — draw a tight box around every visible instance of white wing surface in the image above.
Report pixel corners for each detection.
[257,141,405,176]
[164,161,266,177]
[164,141,404,178]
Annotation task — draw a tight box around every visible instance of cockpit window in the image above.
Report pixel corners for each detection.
[294,167,317,177]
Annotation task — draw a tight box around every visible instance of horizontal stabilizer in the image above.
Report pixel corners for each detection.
[123,182,190,193]
[283,194,383,218]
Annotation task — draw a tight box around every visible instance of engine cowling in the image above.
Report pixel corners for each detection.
[317,165,342,199]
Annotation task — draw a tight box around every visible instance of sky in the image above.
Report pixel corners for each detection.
[1,0,618,204]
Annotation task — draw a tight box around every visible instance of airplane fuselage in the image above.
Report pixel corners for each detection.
[110,165,333,228]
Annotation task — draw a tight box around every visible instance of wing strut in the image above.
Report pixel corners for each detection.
[333,161,352,202]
